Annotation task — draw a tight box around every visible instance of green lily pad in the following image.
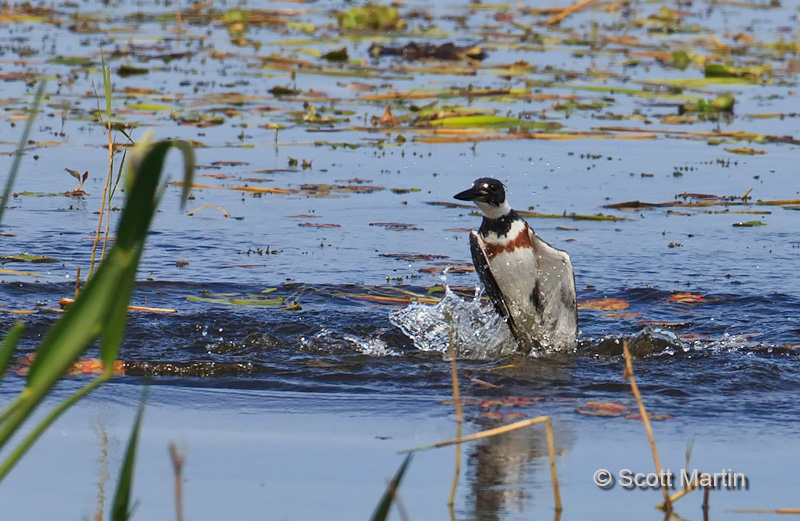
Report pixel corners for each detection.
[1,253,58,263]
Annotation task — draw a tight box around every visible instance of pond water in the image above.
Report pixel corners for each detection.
[1,0,800,519]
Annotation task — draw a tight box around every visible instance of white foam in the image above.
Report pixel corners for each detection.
[389,280,518,360]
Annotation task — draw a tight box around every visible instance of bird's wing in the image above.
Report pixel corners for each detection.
[469,231,522,341]
[528,228,578,333]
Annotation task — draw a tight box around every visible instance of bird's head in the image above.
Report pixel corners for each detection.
[454,178,511,219]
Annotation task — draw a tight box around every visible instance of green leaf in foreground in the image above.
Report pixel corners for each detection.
[0,133,194,482]
[0,323,24,386]
[111,387,148,521]
[369,454,413,521]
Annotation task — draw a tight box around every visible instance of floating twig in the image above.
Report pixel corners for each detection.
[187,205,230,218]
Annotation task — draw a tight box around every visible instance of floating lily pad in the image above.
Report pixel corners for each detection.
[1,253,58,263]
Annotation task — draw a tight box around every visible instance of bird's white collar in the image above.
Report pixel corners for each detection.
[476,200,512,220]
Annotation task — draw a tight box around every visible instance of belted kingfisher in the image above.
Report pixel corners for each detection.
[454,178,578,355]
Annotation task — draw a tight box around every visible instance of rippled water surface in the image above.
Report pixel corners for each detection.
[1,0,800,519]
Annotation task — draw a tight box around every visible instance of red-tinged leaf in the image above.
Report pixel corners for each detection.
[479,399,505,409]
[379,106,400,127]
[578,298,630,311]
[585,401,629,412]
[625,412,674,421]
[575,407,624,418]
[666,292,707,304]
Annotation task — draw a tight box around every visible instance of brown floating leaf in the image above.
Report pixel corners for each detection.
[379,106,400,127]
[575,401,628,417]
[578,298,629,311]
[298,222,340,228]
[575,407,624,417]
[585,401,628,412]
[380,253,448,262]
[603,200,673,210]
[665,292,707,304]
[369,42,486,62]
[369,222,422,231]
[211,160,250,166]
[321,47,348,62]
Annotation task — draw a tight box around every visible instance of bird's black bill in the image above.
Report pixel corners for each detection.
[454,186,484,201]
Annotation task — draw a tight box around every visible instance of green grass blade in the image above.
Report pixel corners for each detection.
[369,453,413,521]
[0,375,108,482]
[0,136,195,478]
[0,323,23,386]
[101,49,111,122]
[111,386,148,521]
[0,81,46,227]
[171,140,196,208]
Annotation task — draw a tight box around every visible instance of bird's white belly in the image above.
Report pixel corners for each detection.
[488,248,539,320]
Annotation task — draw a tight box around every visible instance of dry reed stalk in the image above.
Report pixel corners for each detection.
[168,442,185,521]
[87,63,114,280]
[100,149,127,265]
[661,482,697,507]
[74,266,81,300]
[545,0,599,25]
[444,311,462,506]
[622,340,672,513]
[58,297,177,313]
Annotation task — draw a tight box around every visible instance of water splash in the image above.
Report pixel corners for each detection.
[343,333,400,357]
[389,281,517,359]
